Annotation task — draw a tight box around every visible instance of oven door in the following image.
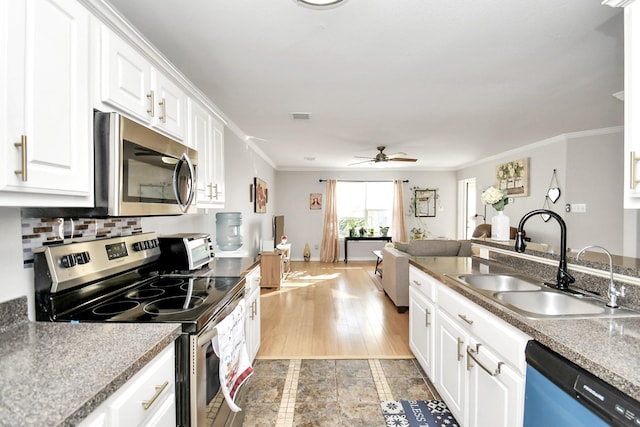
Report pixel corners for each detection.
[190,289,246,427]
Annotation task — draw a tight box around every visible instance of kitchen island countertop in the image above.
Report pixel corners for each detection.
[410,256,640,402]
[0,297,181,427]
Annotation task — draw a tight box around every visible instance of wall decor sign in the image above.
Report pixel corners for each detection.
[310,193,322,210]
[254,177,268,213]
[496,158,529,197]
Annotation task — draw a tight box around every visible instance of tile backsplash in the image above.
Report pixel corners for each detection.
[21,217,142,268]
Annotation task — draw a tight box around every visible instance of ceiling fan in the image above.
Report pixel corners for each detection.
[349,146,418,166]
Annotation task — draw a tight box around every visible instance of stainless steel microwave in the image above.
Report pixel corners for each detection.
[26,111,198,217]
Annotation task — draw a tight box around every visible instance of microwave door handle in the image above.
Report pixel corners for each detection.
[173,153,196,213]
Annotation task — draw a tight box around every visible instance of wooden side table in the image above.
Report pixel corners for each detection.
[260,251,283,289]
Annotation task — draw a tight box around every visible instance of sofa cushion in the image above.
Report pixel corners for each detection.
[407,239,462,256]
[394,242,409,252]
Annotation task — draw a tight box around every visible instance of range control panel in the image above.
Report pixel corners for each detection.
[37,232,161,293]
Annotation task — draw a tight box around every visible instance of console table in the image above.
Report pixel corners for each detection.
[344,236,392,263]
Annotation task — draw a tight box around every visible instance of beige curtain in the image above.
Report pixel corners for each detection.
[320,179,340,262]
[391,179,408,242]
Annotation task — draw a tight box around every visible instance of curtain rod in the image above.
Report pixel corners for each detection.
[319,179,409,183]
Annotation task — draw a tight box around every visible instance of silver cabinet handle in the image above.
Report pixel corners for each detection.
[457,337,464,361]
[146,90,155,117]
[425,308,431,328]
[458,314,474,325]
[412,280,422,286]
[141,381,169,410]
[159,98,167,123]
[466,344,503,376]
[630,151,640,190]
[14,135,27,181]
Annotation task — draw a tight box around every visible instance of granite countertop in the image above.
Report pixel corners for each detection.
[0,298,181,427]
[409,256,640,402]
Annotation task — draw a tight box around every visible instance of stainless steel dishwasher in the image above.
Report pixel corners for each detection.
[524,341,640,427]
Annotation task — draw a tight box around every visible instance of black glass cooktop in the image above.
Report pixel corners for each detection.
[57,276,244,332]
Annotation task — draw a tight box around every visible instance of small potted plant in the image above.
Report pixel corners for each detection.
[359,226,367,237]
[369,228,375,237]
[411,227,424,240]
[379,226,390,237]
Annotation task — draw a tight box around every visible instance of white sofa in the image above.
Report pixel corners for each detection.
[381,240,472,312]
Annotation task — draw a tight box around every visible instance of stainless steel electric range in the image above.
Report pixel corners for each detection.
[34,232,247,427]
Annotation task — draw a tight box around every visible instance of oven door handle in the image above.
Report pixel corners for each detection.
[198,327,218,347]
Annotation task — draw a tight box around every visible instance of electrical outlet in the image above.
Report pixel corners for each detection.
[571,203,587,213]
[314,244,319,250]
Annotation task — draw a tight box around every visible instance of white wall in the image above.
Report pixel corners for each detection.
[274,170,457,261]
[0,207,34,307]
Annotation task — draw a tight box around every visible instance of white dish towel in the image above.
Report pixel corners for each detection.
[212,299,253,412]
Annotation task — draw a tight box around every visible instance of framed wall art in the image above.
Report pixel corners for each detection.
[254,177,268,213]
[310,193,322,210]
[496,158,529,197]
[414,189,437,217]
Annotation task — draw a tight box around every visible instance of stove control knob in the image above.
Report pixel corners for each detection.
[60,254,76,268]
[75,251,91,265]
[132,241,146,251]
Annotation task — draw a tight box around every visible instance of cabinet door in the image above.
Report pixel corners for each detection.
[1,0,91,206]
[210,117,225,204]
[625,2,640,208]
[152,70,186,140]
[436,310,468,425]
[466,338,525,427]
[101,25,153,123]
[245,285,261,362]
[189,99,212,205]
[409,285,435,379]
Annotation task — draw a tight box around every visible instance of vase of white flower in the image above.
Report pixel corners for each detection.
[481,186,510,241]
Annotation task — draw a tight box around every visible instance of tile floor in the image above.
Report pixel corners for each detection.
[237,358,440,427]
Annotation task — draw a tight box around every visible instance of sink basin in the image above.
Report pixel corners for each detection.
[494,290,640,319]
[495,291,605,316]
[453,274,543,292]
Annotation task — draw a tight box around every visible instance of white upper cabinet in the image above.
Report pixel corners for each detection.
[625,1,640,208]
[189,98,225,208]
[100,25,186,141]
[0,0,92,207]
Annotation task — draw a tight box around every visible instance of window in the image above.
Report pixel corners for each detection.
[337,181,393,237]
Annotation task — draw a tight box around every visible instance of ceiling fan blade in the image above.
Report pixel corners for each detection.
[386,152,407,158]
[389,157,417,162]
[353,156,375,159]
[348,159,374,166]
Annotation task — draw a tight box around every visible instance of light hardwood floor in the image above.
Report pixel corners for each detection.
[256,261,412,359]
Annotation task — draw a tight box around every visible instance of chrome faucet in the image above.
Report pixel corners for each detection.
[576,245,626,308]
[515,209,575,290]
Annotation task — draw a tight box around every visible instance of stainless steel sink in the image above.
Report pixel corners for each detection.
[447,273,640,319]
[454,274,543,292]
[495,291,606,316]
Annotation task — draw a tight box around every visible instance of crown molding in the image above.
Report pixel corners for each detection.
[602,0,637,7]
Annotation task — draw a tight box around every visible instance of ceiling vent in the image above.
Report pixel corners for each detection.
[290,112,311,120]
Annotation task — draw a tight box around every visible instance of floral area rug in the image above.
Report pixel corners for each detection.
[380,400,459,427]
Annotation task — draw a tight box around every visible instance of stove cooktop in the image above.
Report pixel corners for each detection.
[55,275,244,332]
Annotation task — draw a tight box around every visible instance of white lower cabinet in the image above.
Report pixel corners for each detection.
[409,268,437,379]
[409,265,530,427]
[244,266,261,362]
[436,309,468,422]
[77,343,176,427]
[466,336,524,427]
